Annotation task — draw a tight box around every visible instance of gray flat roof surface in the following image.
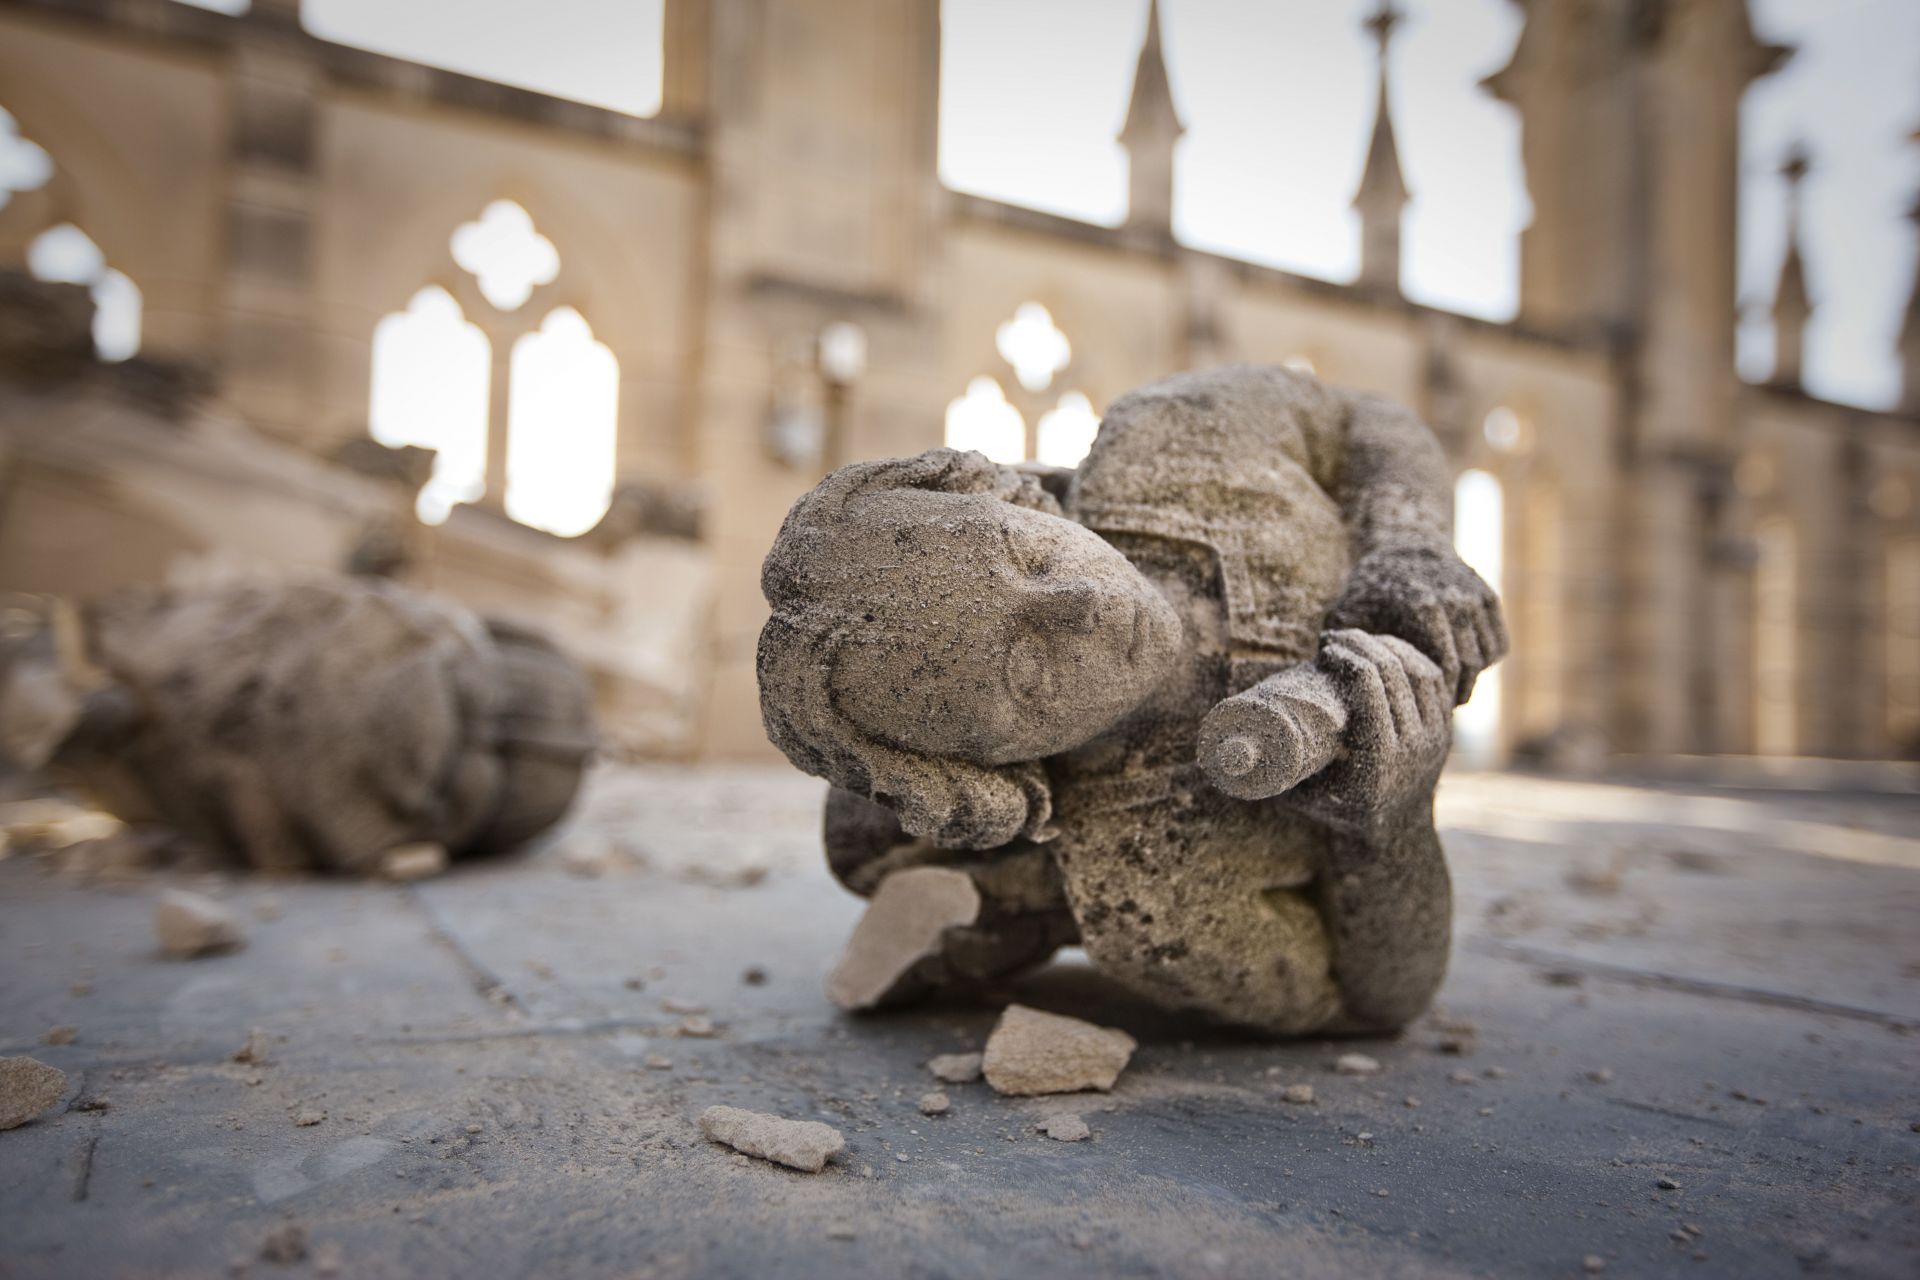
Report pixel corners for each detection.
[1,767,1915,1279]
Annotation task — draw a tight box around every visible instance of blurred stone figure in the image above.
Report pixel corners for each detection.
[0,578,595,873]
[759,365,1506,1035]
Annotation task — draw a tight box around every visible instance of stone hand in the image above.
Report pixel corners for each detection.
[1325,545,1508,705]
[1281,629,1452,828]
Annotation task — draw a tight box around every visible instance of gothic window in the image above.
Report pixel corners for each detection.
[944,375,1025,464]
[995,302,1071,392]
[1036,390,1101,468]
[1483,406,1525,453]
[1452,468,1505,760]
[450,200,559,312]
[368,285,491,524]
[0,108,53,208]
[505,307,618,537]
[1752,514,1797,756]
[27,223,141,363]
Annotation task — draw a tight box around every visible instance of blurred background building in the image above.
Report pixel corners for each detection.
[0,0,1915,765]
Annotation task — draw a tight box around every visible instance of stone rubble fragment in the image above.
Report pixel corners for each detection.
[1282,1084,1315,1105]
[981,1004,1136,1097]
[233,1028,271,1065]
[259,1223,308,1265]
[42,1026,76,1046]
[927,1052,984,1084]
[1039,1114,1091,1142]
[0,1056,67,1130]
[1334,1052,1381,1076]
[918,1092,950,1116]
[154,889,244,958]
[827,867,981,1010]
[698,1105,844,1173]
[380,843,448,882]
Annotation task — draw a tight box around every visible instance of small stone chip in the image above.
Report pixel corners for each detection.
[927,1052,984,1084]
[233,1028,271,1065]
[1586,1068,1614,1084]
[1656,1177,1681,1190]
[1282,1084,1315,1105]
[981,1005,1136,1097]
[698,1105,844,1173]
[380,842,449,881]
[260,1223,307,1265]
[676,1016,719,1039]
[0,1056,67,1130]
[42,1026,76,1046]
[292,1109,326,1127]
[1040,1114,1090,1142]
[1447,1070,1476,1085]
[1582,1256,1606,1274]
[919,1092,950,1116]
[1334,1053,1381,1076]
[662,997,708,1015]
[154,889,244,959]
[643,1055,674,1071]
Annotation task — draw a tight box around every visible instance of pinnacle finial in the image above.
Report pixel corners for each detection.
[1364,0,1404,59]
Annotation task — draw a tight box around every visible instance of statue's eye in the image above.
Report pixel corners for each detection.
[1005,634,1053,704]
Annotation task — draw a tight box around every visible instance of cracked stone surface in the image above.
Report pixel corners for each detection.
[0,763,1916,1278]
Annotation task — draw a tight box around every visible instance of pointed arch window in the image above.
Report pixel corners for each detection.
[369,286,491,524]
[27,223,141,363]
[1452,468,1505,760]
[1036,390,1101,468]
[505,307,618,537]
[944,375,1026,464]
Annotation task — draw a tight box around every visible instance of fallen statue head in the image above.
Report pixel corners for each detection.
[758,448,1181,848]
[0,577,597,874]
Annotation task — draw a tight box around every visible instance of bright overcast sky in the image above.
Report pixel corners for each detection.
[287,0,1919,411]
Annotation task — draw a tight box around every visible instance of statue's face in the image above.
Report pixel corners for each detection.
[829,490,1181,765]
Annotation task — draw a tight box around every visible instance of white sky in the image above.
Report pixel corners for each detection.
[280,0,1920,411]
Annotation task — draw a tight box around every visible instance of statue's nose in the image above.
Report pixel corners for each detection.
[1024,580,1100,634]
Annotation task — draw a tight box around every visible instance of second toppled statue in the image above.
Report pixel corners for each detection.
[758,364,1507,1035]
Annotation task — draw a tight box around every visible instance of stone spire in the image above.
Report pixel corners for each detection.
[1770,143,1812,389]
[1352,0,1409,295]
[1119,0,1183,235]
[1902,129,1920,415]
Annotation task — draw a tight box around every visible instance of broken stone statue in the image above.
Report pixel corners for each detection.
[758,364,1507,1035]
[0,576,596,874]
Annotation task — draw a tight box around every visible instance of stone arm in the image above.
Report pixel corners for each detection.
[1321,393,1508,706]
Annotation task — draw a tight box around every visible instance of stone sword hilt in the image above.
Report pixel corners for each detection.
[1197,663,1349,801]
